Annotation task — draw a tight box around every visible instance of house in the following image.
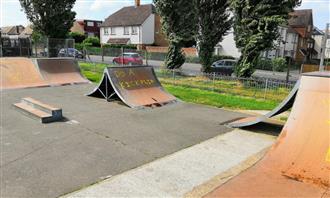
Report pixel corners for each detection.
[0,25,25,38]
[99,0,167,49]
[20,24,33,38]
[214,29,241,58]
[263,9,315,63]
[312,27,330,60]
[70,19,103,38]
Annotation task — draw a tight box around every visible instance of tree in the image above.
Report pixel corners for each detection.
[19,0,76,38]
[68,32,86,43]
[231,0,301,77]
[154,0,197,69]
[196,0,232,72]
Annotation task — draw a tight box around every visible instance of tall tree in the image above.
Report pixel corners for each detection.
[154,0,197,69]
[19,0,76,38]
[231,0,301,77]
[196,0,232,72]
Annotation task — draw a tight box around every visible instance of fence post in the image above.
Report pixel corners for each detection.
[101,46,104,62]
[145,50,148,66]
[264,78,269,99]
[172,69,175,85]
[212,72,216,91]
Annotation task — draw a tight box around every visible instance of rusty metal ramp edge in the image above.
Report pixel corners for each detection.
[228,79,300,128]
[205,72,330,197]
[87,66,177,108]
[34,58,89,86]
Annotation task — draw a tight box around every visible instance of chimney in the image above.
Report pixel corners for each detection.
[135,0,140,7]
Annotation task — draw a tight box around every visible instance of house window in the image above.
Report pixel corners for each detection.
[87,21,94,27]
[110,27,116,35]
[132,26,138,35]
[124,26,130,35]
[104,28,109,35]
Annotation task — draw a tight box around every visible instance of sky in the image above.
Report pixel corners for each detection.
[0,0,329,29]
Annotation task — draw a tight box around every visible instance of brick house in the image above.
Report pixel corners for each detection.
[70,19,103,38]
[99,0,167,49]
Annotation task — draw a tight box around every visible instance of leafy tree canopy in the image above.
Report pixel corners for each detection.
[154,0,197,69]
[231,0,301,77]
[19,0,76,38]
[196,0,232,72]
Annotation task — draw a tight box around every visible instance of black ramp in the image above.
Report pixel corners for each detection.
[228,79,300,128]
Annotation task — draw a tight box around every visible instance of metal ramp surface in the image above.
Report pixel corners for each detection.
[206,72,330,197]
[228,80,300,128]
[87,66,177,108]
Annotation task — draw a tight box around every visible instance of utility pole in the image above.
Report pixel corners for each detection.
[320,23,329,71]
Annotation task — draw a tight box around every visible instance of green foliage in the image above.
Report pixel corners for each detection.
[196,0,232,72]
[231,0,301,77]
[82,37,100,47]
[154,0,197,69]
[271,57,287,72]
[31,30,43,43]
[75,43,84,51]
[19,0,76,38]
[68,32,86,43]
[256,57,288,72]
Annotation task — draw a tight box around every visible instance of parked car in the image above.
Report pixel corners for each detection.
[210,59,237,75]
[113,52,143,66]
[58,48,84,59]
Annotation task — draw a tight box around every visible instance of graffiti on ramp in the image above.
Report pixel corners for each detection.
[87,66,177,108]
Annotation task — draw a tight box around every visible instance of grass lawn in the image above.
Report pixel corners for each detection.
[164,85,278,110]
[79,62,279,110]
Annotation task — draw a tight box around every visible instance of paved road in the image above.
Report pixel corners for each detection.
[88,55,300,81]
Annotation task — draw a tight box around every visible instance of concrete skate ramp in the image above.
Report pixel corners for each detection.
[87,66,177,108]
[35,58,89,86]
[206,72,330,197]
[228,80,300,128]
[0,57,48,90]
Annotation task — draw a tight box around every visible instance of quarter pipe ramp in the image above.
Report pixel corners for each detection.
[0,57,89,90]
[228,80,300,128]
[0,57,48,90]
[34,58,89,86]
[206,72,330,197]
[87,66,177,108]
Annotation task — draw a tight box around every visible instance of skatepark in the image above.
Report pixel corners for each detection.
[1,57,329,197]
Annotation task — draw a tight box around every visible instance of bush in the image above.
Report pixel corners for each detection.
[271,57,287,72]
[83,37,100,47]
[75,43,84,51]
[68,32,86,43]
[255,58,272,70]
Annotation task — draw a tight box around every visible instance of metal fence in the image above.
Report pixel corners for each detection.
[0,37,75,58]
[155,69,295,102]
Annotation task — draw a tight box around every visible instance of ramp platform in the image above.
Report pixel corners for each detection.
[228,80,300,128]
[87,66,177,108]
[206,72,330,197]
[0,57,48,90]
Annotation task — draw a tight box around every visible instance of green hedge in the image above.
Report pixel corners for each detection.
[255,57,288,72]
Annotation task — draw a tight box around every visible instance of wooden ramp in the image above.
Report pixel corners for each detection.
[205,72,330,197]
[0,57,48,90]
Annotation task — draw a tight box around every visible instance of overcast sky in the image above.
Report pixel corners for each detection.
[1,0,329,29]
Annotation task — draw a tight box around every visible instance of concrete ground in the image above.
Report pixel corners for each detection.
[1,84,246,198]
[63,129,276,198]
